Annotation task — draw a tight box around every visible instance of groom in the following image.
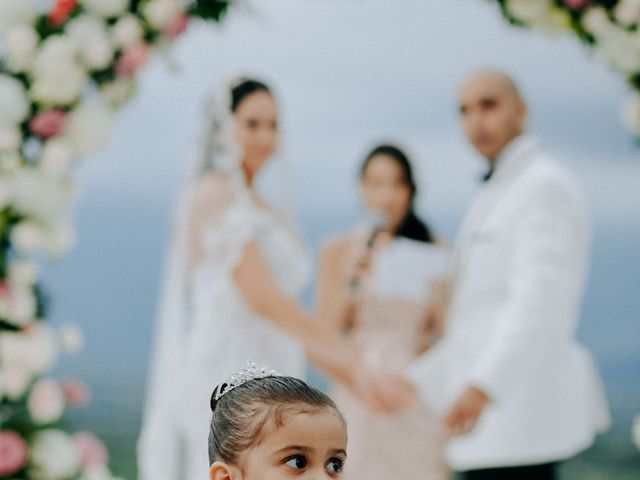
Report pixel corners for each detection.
[407,71,610,479]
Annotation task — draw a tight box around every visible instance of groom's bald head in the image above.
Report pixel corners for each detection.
[458,70,528,163]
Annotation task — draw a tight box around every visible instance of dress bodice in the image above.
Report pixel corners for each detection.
[350,238,449,369]
[192,197,310,299]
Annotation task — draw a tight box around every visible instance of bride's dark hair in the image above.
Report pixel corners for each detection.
[360,144,435,243]
[230,78,272,112]
[208,375,344,468]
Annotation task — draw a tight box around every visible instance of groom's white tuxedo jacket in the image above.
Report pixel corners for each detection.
[409,135,610,471]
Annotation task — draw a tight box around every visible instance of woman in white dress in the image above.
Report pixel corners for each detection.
[317,144,451,480]
[137,80,413,480]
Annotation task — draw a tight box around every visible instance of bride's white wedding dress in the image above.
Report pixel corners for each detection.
[138,174,310,479]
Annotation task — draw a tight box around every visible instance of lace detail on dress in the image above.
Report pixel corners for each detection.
[199,198,268,274]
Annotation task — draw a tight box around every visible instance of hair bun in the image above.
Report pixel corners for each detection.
[210,384,223,412]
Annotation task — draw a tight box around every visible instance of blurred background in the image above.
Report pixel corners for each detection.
[41,1,639,478]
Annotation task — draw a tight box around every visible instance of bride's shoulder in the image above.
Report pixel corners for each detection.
[190,171,235,211]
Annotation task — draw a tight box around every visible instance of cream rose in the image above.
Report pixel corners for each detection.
[0,75,30,125]
[28,378,66,425]
[80,0,129,18]
[31,36,87,106]
[65,102,113,156]
[29,429,81,480]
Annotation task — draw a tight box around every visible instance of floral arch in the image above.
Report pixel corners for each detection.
[0,0,637,478]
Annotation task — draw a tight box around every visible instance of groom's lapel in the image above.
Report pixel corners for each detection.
[447,142,540,287]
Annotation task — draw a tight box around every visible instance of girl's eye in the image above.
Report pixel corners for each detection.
[326,458,344,474]
[285,455,307,470]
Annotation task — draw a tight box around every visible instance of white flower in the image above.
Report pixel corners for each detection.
[80,0,129,18]
[10,287,38,325]
[0,75,30,125]
[65,102,113,156]
[112,15,144,49]
[11,169,73,227]
[40,137,74,176]
[0,151,22,173]
[632,415,640,450]
[100,78,136,107]
[582,6,614,39]
[597,27,640,74]
[66,15,114,71]
[614,0,640,28]
[0,178,11,210]
[45,223,77,257]
[535,6,572,36]
[80,464,117,480]
[59,323,84,354]
[0,365,32,400]
[0,324,58,377]
[0,282,36,326]
[3,24,39,73]
[28,378,66,424]
[25,325,60,374]
[623,94,640,136]
[10,221,46,253]
[506,0,552,24]
[0,124,22,152]
[31,36,87,106]
[507,0,570,35]
[9,259,39,286]
[143,0,183,29]
[30,429,81,480]
[0,0,38,30]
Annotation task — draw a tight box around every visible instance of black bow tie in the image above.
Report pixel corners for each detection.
[482,166,495,183]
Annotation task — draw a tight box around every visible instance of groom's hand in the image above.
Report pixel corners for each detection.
[444,385,489,437]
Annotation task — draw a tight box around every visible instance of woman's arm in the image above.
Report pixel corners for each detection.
[316,238,356,336]
[234,241,354,384]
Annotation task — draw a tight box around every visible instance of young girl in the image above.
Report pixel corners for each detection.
[208,363,348,480]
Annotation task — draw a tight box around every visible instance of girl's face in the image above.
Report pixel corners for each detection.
[242,409,347,480]
[233,90,279,181]
[360,154,413,234]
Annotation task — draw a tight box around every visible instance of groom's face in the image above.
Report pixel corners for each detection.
[458,73,527,163]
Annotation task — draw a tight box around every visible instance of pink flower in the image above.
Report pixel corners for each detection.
[29,109,67,139]
[28,378,65,424]
[73,432,108,467]
[0,430,28,475]
[0,281,11,298]
[62,379,91,407]
[48,0,77,26]
[164,13,189,39]
[115,43,150,78]
[563,0,591,11]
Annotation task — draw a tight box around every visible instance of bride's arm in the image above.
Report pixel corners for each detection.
[234,241,354,384]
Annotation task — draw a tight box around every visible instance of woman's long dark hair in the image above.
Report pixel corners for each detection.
[360,144,434,243]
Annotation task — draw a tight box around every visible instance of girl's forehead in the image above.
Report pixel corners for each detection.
[263,409,347,450]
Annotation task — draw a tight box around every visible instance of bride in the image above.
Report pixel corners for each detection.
[137,77,414,479]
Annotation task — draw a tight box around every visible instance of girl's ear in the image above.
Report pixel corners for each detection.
[210,461,240,480]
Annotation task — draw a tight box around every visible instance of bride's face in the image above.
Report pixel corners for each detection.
[360,154,413,234]
[233,91,279,179]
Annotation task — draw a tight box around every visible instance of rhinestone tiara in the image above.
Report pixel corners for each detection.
[214,360,281,401]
